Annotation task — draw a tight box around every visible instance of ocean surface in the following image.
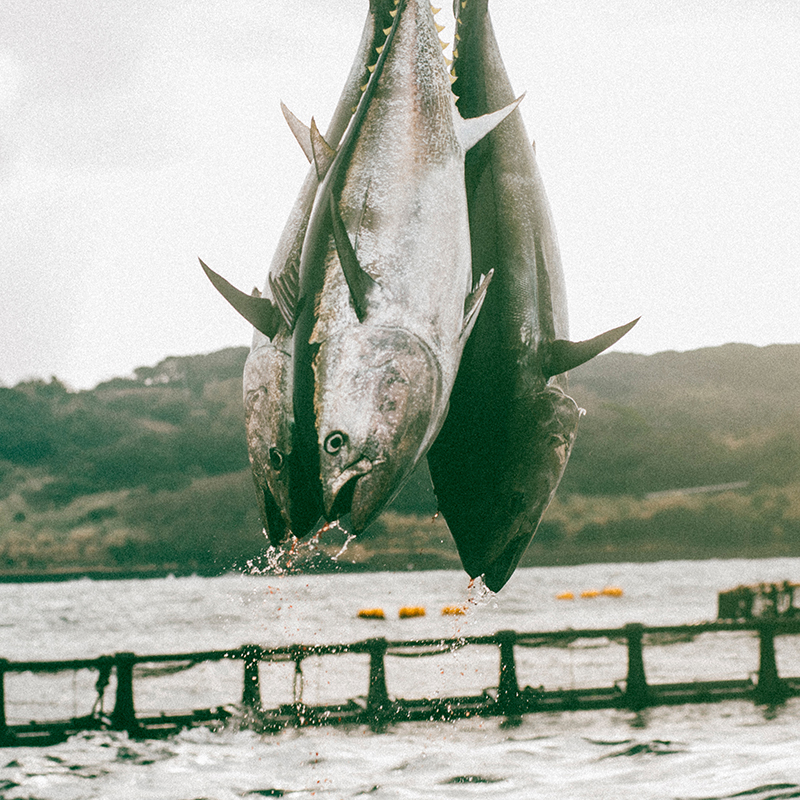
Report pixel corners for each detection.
[1,557,800,800]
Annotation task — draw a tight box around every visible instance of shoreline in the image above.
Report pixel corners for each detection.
[3,548,800,584]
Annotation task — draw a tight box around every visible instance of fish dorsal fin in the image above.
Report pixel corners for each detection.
[280,101,313,163]
[268,255,300,329]
[310,118,337,181]
[199,258,283,340]
[329,194,377,322]
[456,94,524,153]
[460,269,494,342]
[544,317,640,378]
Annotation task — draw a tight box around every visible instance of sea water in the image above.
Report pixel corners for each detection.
[0,558,799,800]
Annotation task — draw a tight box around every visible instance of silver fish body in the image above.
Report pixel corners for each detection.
[427,0,636,590]
[294,0,514,532]
[205,2,400,543]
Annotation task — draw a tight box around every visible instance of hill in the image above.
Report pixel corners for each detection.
[0,343,798,578]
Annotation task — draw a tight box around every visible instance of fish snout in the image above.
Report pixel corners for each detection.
[323,452,374,520]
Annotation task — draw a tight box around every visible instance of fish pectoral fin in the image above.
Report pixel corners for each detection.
[456,94,524,153]
[199,258,283,339]
[460,269,494,342]
[545,317,640,378]
[329,193,377,322]
[280,101,314,164]
[310,118,337,181]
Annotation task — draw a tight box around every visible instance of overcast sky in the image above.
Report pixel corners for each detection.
[1,0,798,389]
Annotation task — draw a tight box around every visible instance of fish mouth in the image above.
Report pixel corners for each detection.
[327,474,361,521]
[348,458,411,533]
[325,455,410,533]
[324,457,381,521]
[254,478,289,547]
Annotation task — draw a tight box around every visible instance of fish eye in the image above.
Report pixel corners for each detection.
[268,448,285,471]
[324,431,347,455]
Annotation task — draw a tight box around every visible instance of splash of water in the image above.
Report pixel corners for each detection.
[238,522,359,576]
[330,525,357,562]
[466,575,496,609]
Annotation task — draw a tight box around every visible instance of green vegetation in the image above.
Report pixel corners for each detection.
[1,343,799,578]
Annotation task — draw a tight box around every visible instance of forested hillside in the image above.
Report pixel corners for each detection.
[1,343,798,577]
[563,343,800,496]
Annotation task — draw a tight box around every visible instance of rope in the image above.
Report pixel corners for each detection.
[91,660,112,716]
[292,658,304,704]
[386,644,466,658]
[133,661,197,678]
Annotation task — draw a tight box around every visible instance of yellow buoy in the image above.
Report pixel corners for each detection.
[601,586,624,598]
[580,589,600,599]
[357,608,385,619]
[441,605,466,616]
[398,606,426,618]
[556,591,575,601]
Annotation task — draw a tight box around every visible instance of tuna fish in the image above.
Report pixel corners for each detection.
[426,0,638,591]
[201,1,401,544]
[292,0,519,533]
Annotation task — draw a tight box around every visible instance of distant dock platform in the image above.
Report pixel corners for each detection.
[2,618,800,746]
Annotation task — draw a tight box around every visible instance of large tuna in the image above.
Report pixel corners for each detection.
[292,0,519,533]
[201,1,400,544]
[427,0,637,591]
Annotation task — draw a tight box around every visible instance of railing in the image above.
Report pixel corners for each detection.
[2,618,799,745]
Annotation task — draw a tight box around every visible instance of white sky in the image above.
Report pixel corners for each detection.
[1,0,798,389]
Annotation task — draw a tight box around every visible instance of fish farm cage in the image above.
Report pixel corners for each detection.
[2,617,800,746]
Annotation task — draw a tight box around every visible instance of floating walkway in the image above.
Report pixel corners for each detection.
[2,618,799,746]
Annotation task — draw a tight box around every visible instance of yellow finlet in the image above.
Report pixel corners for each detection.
[383,26,393,35]
[431,6,441,13]
[440,40,448,50]
[443,55,452,66]
[376,44,385,54]
[435,22,445,33]
[452,48,458,58]
[367,63,376,73]
[390,8,397,17]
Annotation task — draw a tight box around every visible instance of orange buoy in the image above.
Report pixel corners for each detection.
[398,606,426,618]
[601,586,624,598]
[556,591,575,601]
[580,589,600,599]
[441,605,466,616]
[357,608,385,619]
